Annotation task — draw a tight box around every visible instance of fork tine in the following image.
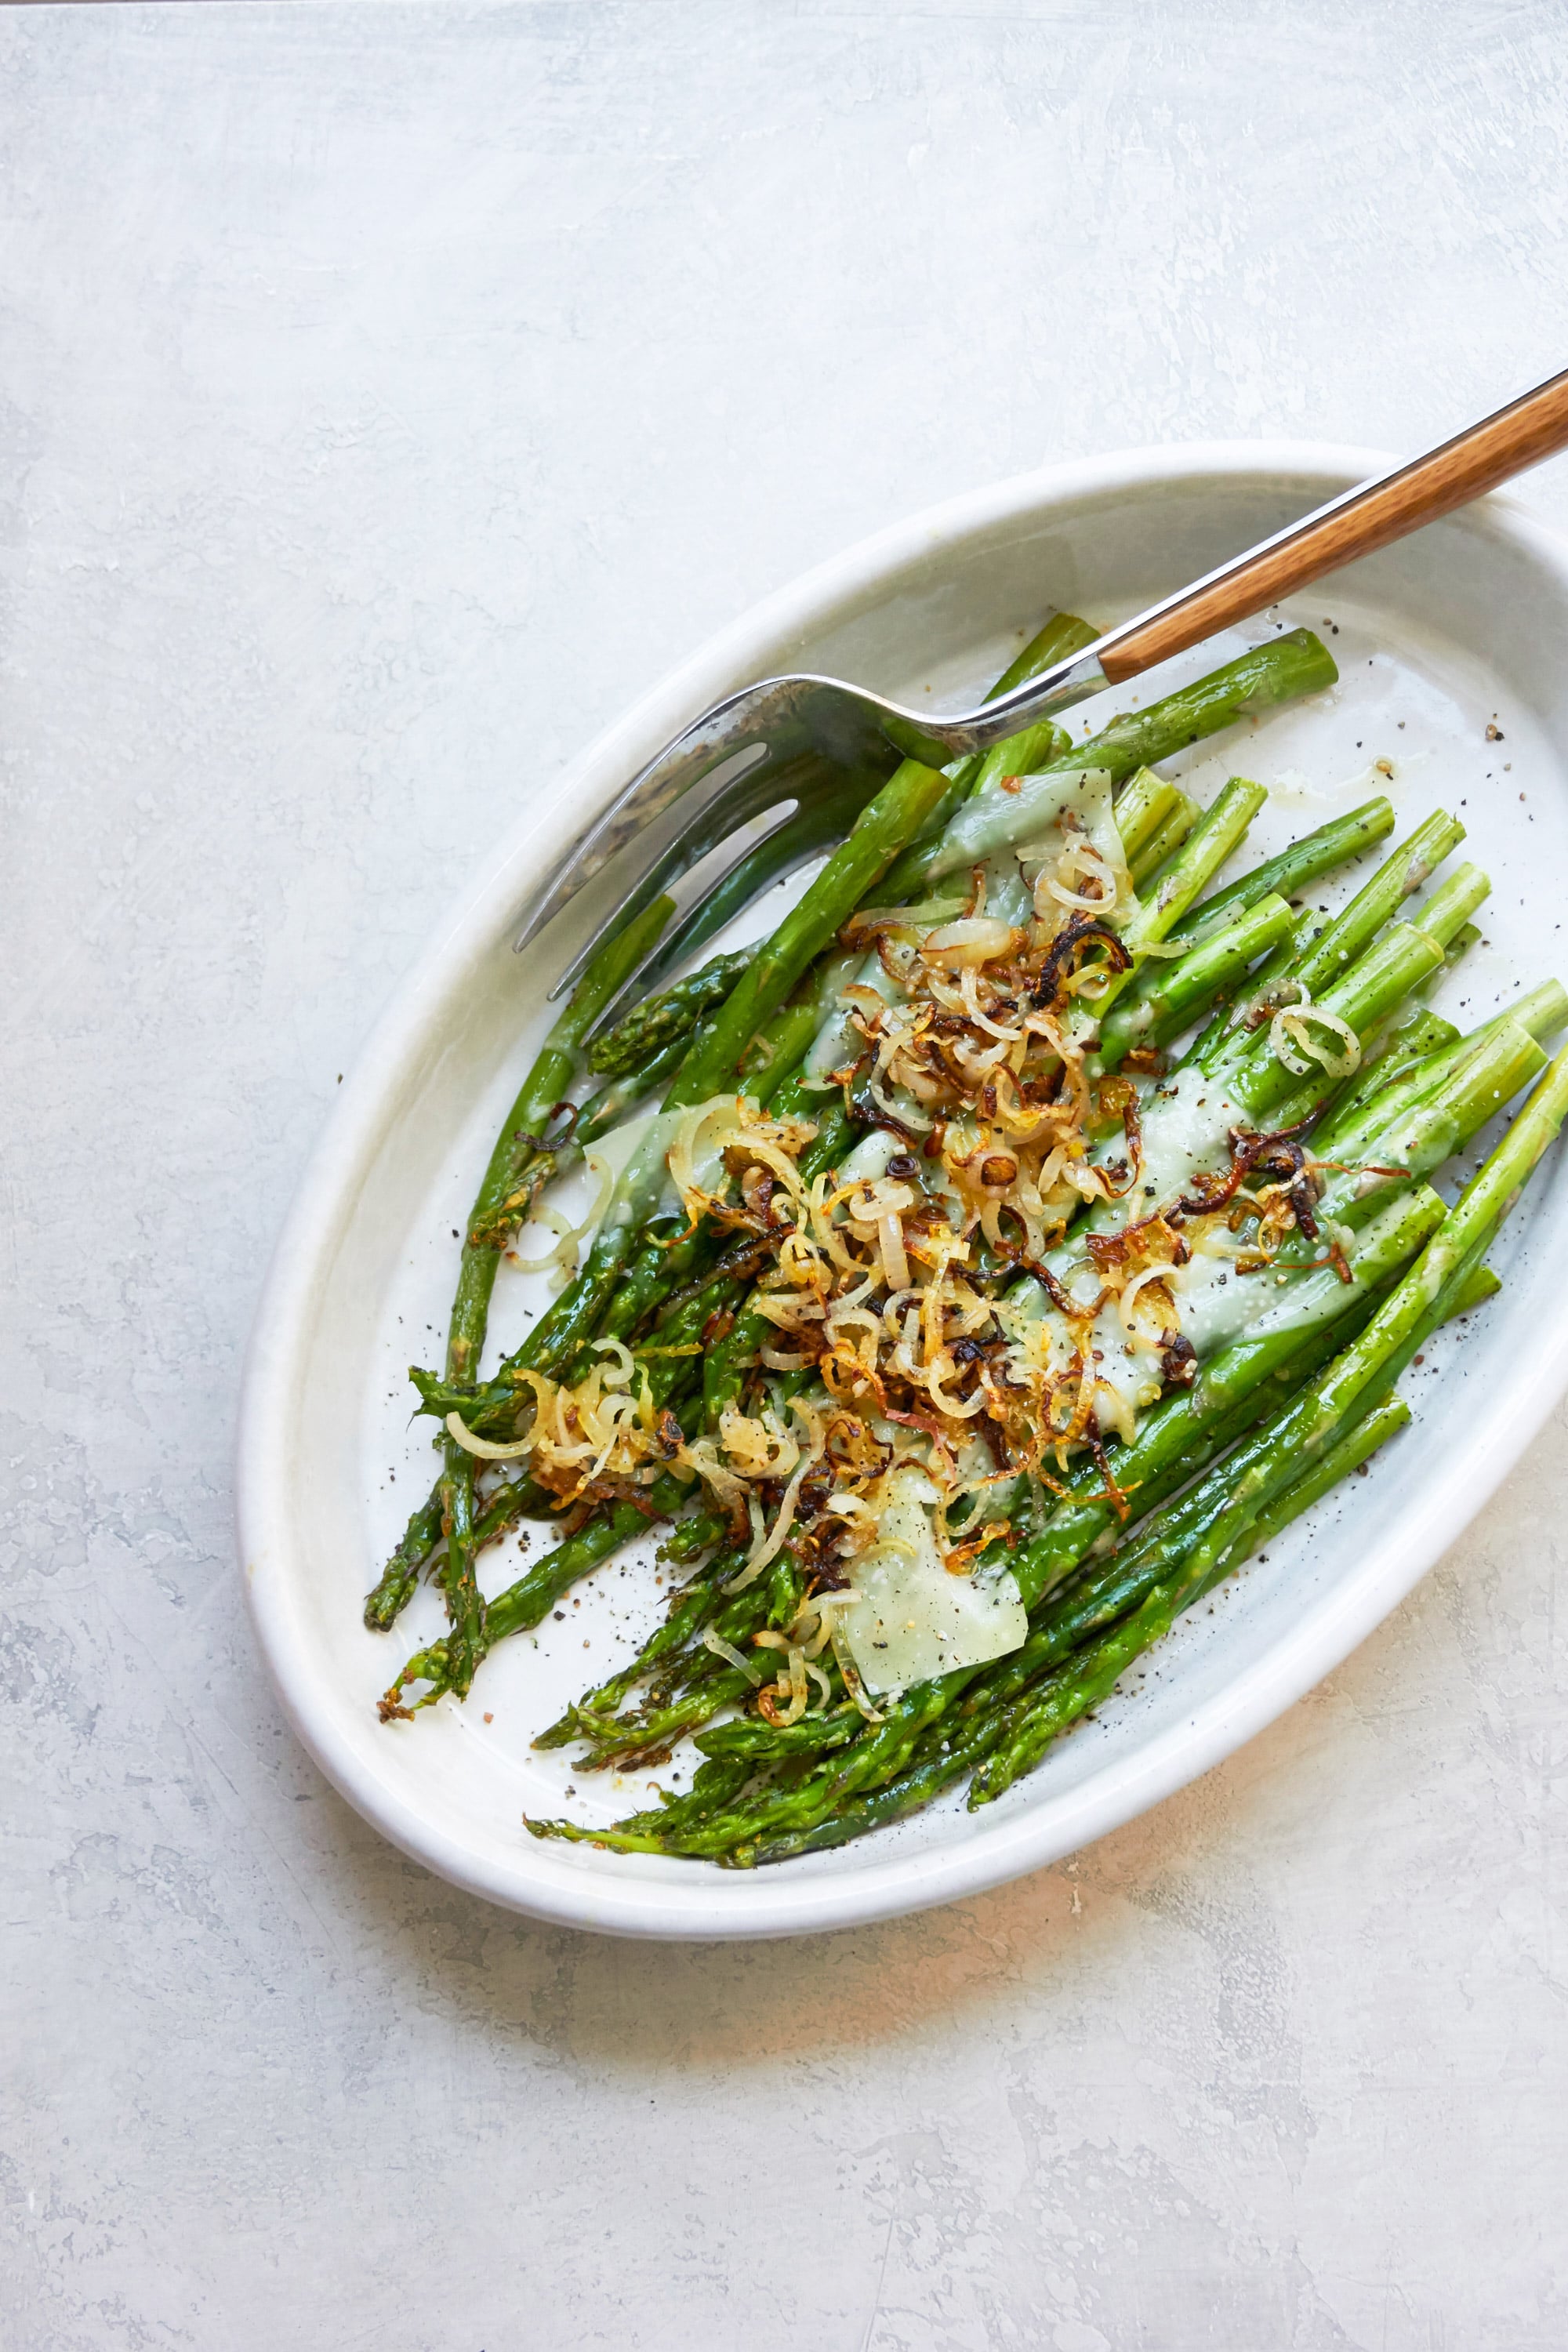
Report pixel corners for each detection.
[568,797,808,1023]
[511,736,764,957]
[510,692,790,958]
[543,747,836,1002]
[609,764,886,1007]
[512,674,904,959]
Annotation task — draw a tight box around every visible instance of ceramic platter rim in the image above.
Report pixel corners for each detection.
[238,441,1568,1939]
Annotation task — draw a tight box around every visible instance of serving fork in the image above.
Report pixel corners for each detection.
[518,365,1568,1022]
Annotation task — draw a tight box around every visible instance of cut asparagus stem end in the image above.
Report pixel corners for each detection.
[1411,860,1490,949]
[1170,796,1396,942]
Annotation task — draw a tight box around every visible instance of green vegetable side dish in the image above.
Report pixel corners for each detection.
[368,609,1568,1870]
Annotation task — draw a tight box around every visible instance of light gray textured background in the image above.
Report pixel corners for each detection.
[5,4,1568,2346]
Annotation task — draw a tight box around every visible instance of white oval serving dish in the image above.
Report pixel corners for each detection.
[238,443,1568,1940]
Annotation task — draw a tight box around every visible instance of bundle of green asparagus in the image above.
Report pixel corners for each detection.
[368,609,1568,1868]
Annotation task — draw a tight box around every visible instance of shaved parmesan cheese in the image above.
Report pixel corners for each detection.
[1107,1069,1243,1208]
[838,1468,1027,1694]
[926,765,1116,882]
[837,1127,905,1186]
[978,852,1033,925]
[803,946,902,1089]
[585,1102,666,1184]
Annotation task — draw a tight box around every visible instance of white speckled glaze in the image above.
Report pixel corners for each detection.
[238,445,1568,1938]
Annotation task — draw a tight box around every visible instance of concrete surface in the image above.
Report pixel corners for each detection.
[5,3,1568,2345]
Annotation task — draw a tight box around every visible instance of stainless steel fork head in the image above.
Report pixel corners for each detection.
[512,645,1112,964]
[517,374,1568,975]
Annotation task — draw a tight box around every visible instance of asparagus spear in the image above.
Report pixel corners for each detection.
[1230,1394,1414,1566]
[991,610,1105,698]
[437,1449,483,1699]
[442,897,676,1676]
[535,1054,1568,1861]
[558,1563,808,1771]
[964,1394,1415,1810]
[363,1470,547,1635]
[1215,811,1464,1065]
[893,610,1102,856]
[364,1492,448,1634]
[1313,1007,1459,1142]
[1108,797,1398,1040]
[1114,767,1196,880]
[1289,811,1465,1000]
[587,950,751,1077]
[362,898,674,1631]
[1165,1043,1568,1595]
[380,1474,708,1713]
[564,959,824,1163]
[1098,892,1296,1066]
[880,630,1338,903]
[528,1187,1448,1830]
[1227,920,1446,1122]
[512,978,1537,1740]
[532,1544,749,1745]
[1312,1018,1545,1223]
[1411,862,1490,948]
[1127,789,1200,888]
[750,1393,1417,1860]
[1317,981,1568,1165]
[1193,811,1465,1080]
[662,753,955,1106]
[748,1258,1496,1864]
[448,895,675,1365]
[1120,778,1269,951]
[1169,797,1396,940]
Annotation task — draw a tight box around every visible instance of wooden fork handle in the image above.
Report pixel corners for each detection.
[1098,366,1568,686]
